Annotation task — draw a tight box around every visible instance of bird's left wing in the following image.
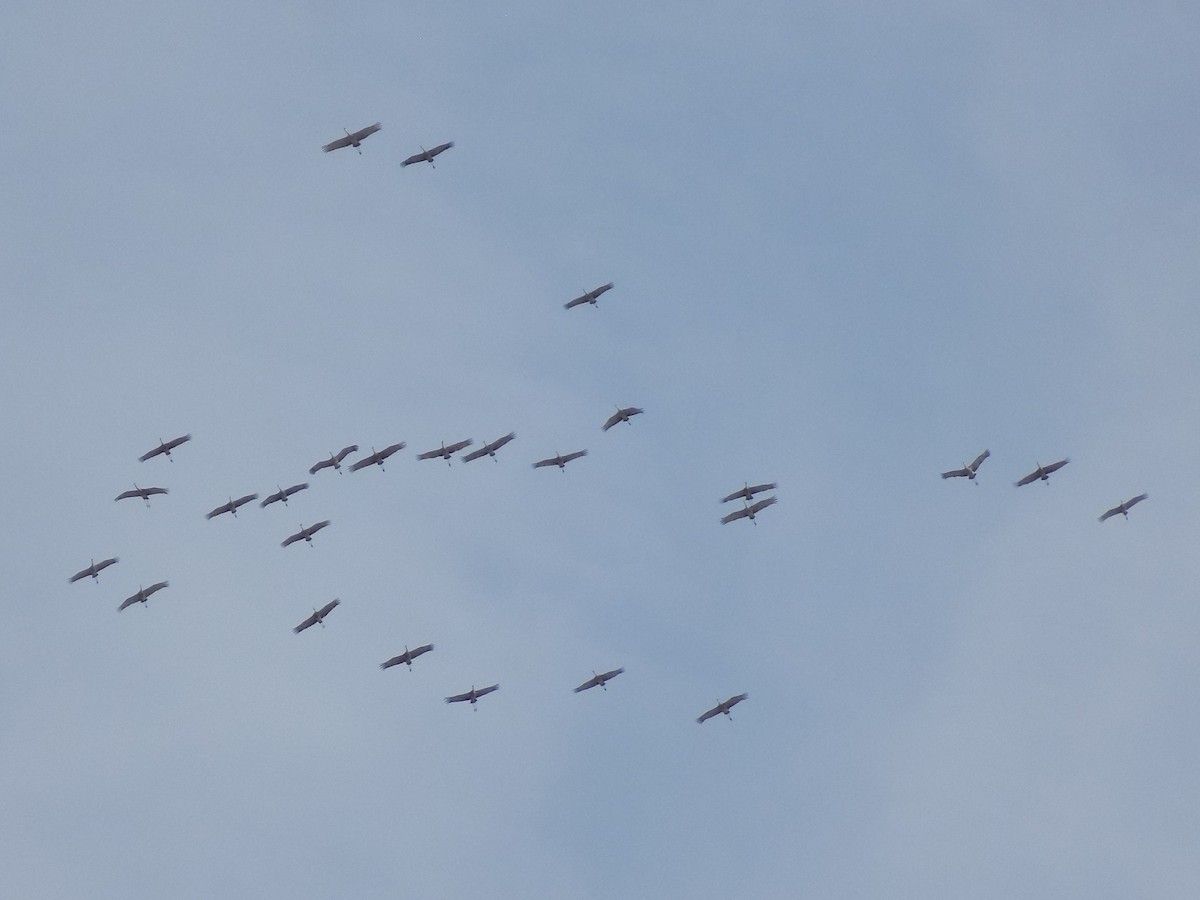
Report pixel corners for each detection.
[476,683,499,697]
[1043,458,1069,475]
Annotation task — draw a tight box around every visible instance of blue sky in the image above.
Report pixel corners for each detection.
[3,3,1200,897]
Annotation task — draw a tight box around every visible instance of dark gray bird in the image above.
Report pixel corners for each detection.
[205,494,258,520]
[1015,458,1070,487]
[445,684,499,708]
[574,667,624,693]
[721,482,777,504]
[602,407,643,431]
[564,282,614,310]
[282,520,331,548]
[532,450,587,471]
[139,434,191,463]
[721,496,777,525]
[461,432,516,463]
[69,557,119,584]
[697,693,747,723]
[115,485,168,507]
[309,445,359,475]
[260,483,309,508]
[418,439,473,465]
[349,443,406,472]
[322,122,381,154]
[293,599,340,633]
[1099,493,1148,522]
[941,450,991,482]
[118,581,169,612]
[380,644,434,670]
[401,141,453,167]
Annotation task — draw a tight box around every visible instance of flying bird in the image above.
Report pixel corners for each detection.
[1099,493,1148,522]
[322,122,381,154]
[205,494,259,520]
[564,282,614,310]
[1015,458,1070,487]
[69,557,118,584]
[115,485,168,507]
[573,667,624,693]
[532,450,587,471]
[697,693,748,723]
[293,599,340,633]
[721,496,777,525]
[444,684,499,708]
[721,482,777,504]
[401,141,453,167]
[417,439,473,465]
[461,432,516,463]
[380,644,434,670]
[602,407,643,431]
[139,434,191,462]
[118,581,169,612]
[349,443,406,472]
[941,450,991,482]
[260,483,309,508]
[281,520,331,548]
[309,445,359,475]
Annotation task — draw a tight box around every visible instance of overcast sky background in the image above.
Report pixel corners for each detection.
[3,2,1200,897]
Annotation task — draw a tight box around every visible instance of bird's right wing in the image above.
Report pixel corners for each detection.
[721,487,750,503]
[411,644,434,658]
[1043,458,1069,475]
[310,521,331,535]
[1126,493,1148,508]
[1014,470,1040,487]
[532,458,557,469]
[599,667,625,682]
[315,599,340,619]
[1098,507,1119,522]
[591,282,614,298]
[720,507,749,524]
[574,676,599,693]
[401,151,425,166]
[281,532,301,547]
[561,450,587,464]
[601,412,620,431]
[697,706,719,724]
[309,459,331,475]
[461,445,488,462]
[444,691,471,703]
[941,468,969,479]
[322,134,352,152]
[349,457,373,471]
[349,122,381,143]
[69,568,88,583]
[293,613,318,633]
[381,656,403,670]
[285,483,309,497]
[564,295,589,310]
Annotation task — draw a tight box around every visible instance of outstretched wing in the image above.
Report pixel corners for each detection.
[315,598,340,619]
[444,690,472,703]
[281,530,303,547]
[601,411,621,431]
[969,450,991,472]
[349,454,376,471]
[461,445,489,462]
[747,496,778,516]
[323,123,380,152]
[145,581,169,597]
[1042,458,1069,475]
[697,704,721,724]
[409,643,434,659]
[309,520,331,536]
[725,692,748,709]
[941,467,970,480]
[574,675,601,693]
[334,445,359,463]
[564,294,590,310]
[1015,468,1041,487]
[232,493,258,510]
[427,141,453,158]
[560,450,587,464]
[118,595,142,612]
[532,456,559,469]
[293,611,319,633]
[378,442,406,460]
[1125,492,1148,509]
[721,506,750,524]
[309,458,332,475]
[489,433,516,453]
[598,667,625,683]
[590,282,614,299]
[206,501,232,519]
[475,684,499,698]
[1098,506,1120,522]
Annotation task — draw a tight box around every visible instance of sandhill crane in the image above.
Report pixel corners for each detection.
[1099,493,1148,522]
[205,494,258,520]
[418,439,473,465]
[564,283,614,310]
[721,496,777,525]
[118,581,168,611]
[380,644,434,670]
[602,407,643,431]
[69,557,118,584]
[401,141,453,167]
[139,434,191,462]
[115,485,168,507]
[533,450,587,471]
[350,443,406,472]
[941,449,991,482]
[462,432,516,463]
[322,122,381,154]
[293,599,340,633]
[282,520,330,548]
[574,667,624,693]
[310,445,359,475]
[445,684,499,709]
[260,483,309,508]
[1015,458,1070,487]
[697,693,747,723]
[721,482,777,504]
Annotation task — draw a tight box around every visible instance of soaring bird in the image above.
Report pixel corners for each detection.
[69,557,118,584]
[401,141,453,167]
[574,668,624,693]
[380,644,434,670]
[461,432,516,463]
[532,450,587,471]
[602,407,643,431]
[417,439,473,465]
[697,693,747,723]
[322,122,381,154]
[115,485,168,507]
[721,482,777,504]
[445,684,499,708]
[205,494,259,520]
[293,599,340,633]
[309,445,359,475]
[1015,458,1070,487]
[721,496,777,525]
[118,581,169,611]
[282,521,331,548]
[941,450,991,482]
[1099,493,1148,522]
[139,434,191,462]
[349,443,406,472]
[564,283,614,310]
[260,483,309,508]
